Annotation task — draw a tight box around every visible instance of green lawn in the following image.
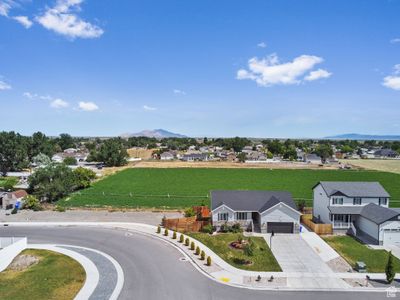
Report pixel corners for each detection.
[323,235,400,273]
[0,249,85,300]
[187,232,281,271]
[59,168,400,209]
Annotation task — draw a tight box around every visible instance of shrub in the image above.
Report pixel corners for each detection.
[54,205,66,212]
[237,234,244,244]
[190,241,195,250]
[195,246,200,255]
[244,239,255,256]
[156,226,161,234]
[11,207,18,214]
[23,195,42,211]
[179,234,184,243]
[185,238,190,246]
[184,207,196,217]
[63,156,77,166]
[200,250,205,260]
[164,228,169,236]
[231,223,242,233]
[201,224,214,234]
[206,256,211,266]
[386,251,395,283]
[172,231,177,239]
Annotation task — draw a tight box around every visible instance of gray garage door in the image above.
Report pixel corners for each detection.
[267,222,294,233]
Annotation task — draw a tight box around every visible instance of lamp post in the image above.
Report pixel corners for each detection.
[270,230,275,250]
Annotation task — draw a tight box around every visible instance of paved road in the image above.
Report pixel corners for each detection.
[1,226,391,300]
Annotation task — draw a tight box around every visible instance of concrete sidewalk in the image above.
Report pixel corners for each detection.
[6,222,399,292]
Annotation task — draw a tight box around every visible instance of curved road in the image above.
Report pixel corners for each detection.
[2,226,389,300]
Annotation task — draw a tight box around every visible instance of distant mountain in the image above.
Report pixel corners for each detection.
[121,129,186,138]
[325,133,400,141]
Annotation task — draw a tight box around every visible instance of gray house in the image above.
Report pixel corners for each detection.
[313,181,400,245]
[211,190,301,233]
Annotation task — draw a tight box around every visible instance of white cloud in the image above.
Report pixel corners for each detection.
[36,0,104,39]
[257,42,267,48]
[390,38,400,44]
[50,98,69,108]
[13,15,32,28]
[23,92,52,100]
[173,89,186,95]
[23,91,36,98]
[0,1,12,17]
[78,101,99,111]
[382,64,400,91]
[143,105,157,111]
[0,80,11,90]
[237,53,329,86]
[304,68,332,81]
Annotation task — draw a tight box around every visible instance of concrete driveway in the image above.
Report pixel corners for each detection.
[268,234,333,273]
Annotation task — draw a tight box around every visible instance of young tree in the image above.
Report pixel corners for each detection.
[206,256,212,266]
[179,234,184,243]
[386,251,395,283]
[63,157,77,166]
[57,133,75,150]
[0,131,29,175]
[200,250,205,260]
[94,138,128,167]
[190,241,195,250]
[73,167,96,189]
[172,231,177,239]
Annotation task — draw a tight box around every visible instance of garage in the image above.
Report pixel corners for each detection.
[267,222,294,233]
[383,230,400,246]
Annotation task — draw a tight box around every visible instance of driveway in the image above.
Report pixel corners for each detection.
[268,234,333,273]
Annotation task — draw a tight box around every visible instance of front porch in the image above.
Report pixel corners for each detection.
[330,213,353,230]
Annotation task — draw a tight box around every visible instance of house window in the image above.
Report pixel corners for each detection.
[235,212,247,220]
[379,198,388,206]
[218,213,229,221]
[332,197,343,205]
[353,197,362,205]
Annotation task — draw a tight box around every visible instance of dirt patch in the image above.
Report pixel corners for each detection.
[9,254,40,271]
[133,160,339,169]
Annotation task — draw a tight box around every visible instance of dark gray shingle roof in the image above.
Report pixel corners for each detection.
[317,181,390,198]
[328,206,364,215]
[211,190,298,213]
[360,203,399,224]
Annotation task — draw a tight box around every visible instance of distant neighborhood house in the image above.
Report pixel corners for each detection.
[0,190,28,210]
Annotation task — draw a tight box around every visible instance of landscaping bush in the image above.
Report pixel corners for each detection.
[231,223,242,233]
[190,241,195,250]
[11,207,18,214]
[23,195,42,211]
[195,246,200,255]
[184,207,196,217]
[164,228,169,236]
[237,234,244,244]
[179,234,184,243]
[172,231,177,239]
[206,256,211,266]
[386,251,395,283]
[201,224,214,234]
[156,226,161,234]
[185,238,190,246]
[200,250,205,260]
[244,238,255,256]
[54,205,66,212]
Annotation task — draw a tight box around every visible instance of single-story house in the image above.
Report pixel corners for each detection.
[181,153,209,162]
[303,153,322,164]
[313,181,400,246]
[160,152,175,160]
[211,190,302,233]
[1,190,28,210]
[374,149,398,158]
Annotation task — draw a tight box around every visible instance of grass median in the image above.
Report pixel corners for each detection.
[0,249,85,300]
[187,232,281,271]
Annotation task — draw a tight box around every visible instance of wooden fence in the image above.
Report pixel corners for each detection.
[301,214,332,235]
[163,216,209,232]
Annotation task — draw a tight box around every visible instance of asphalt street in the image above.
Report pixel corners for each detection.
[0,226,392,300]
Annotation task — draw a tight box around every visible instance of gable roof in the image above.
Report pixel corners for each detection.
[7,190,28,199]
[211,190,298,213]
[315,181,390,198]
[359,203,399,224]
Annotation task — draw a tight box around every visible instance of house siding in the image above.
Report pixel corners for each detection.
[313,184,331,223]
[356,216,379,241]
[260,204,300,233]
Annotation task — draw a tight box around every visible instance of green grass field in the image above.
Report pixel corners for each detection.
[60,168,400,209]
[188,232,281,271]
[0,249,85,300]
[323,235,400,273]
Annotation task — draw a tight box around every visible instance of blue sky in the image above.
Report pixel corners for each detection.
[0,0,399,138]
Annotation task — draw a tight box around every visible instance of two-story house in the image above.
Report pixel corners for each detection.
[313,181,400,246]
